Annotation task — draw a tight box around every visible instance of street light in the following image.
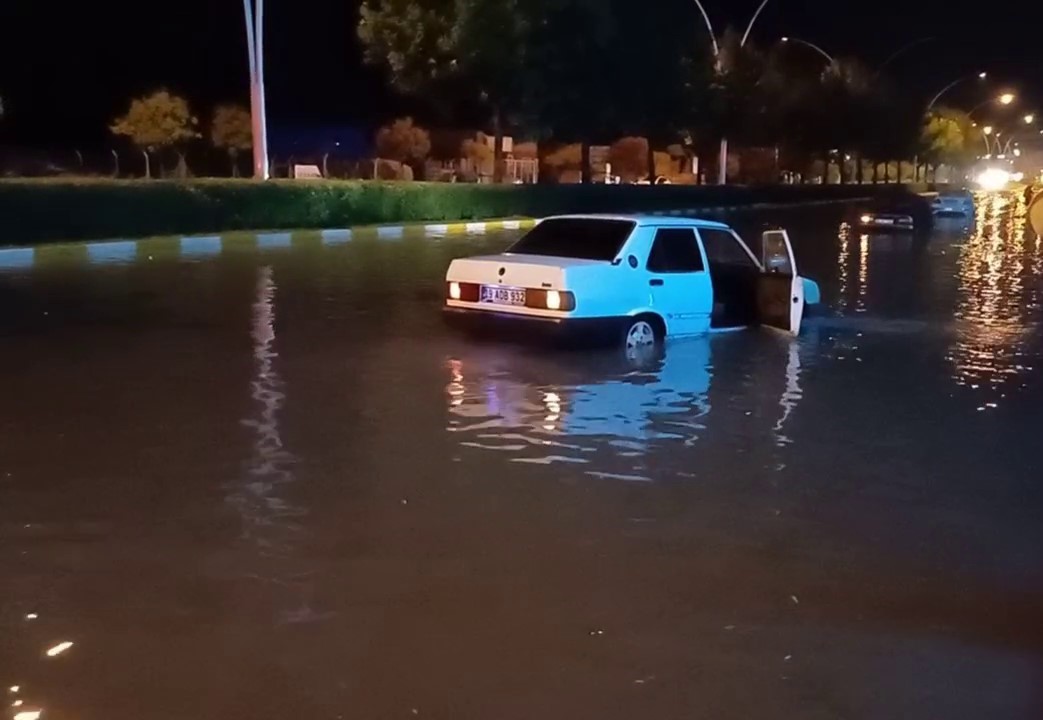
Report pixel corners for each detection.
[780,36,836,64]
[926,71,989,111]
[983,126,993,135]
[1024,114,1035,124]
[691,0,773,184]
[242,0,270,179]
[968,93,1019,117]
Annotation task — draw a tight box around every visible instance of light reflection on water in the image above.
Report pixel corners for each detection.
[3,207,1043,718]
[446,332,804,475]
[225,266,328,624]
[947,192,1041,409]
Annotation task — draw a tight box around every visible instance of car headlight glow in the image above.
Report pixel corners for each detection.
[545,290,562,310]
[449,281,462,300]
[976,167,1010,191]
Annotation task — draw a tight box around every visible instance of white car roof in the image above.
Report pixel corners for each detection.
[541,213,731,230]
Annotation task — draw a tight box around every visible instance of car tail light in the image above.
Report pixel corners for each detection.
[447,281,479,302]
[525,289,576,311]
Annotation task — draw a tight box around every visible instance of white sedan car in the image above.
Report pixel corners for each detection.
[444,214,820,348]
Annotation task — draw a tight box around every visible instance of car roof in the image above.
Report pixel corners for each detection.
[541,213,731,230]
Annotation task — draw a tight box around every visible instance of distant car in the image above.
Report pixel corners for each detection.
[854,195,934,234]
[931,191,975,216]
[858,212,915,232]
[443,215,821,349]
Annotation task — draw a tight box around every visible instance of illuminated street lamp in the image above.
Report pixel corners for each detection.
[999,92,1016,105]
[926,71,988,111]
[1024,114,1035,124]
[983,126,994,135]
[780,36,836,64]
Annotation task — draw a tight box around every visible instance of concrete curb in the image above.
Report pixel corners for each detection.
[0,198,867,270]
[0,217,538,270]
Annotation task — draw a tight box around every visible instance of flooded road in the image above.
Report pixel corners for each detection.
[2,197,1042,719]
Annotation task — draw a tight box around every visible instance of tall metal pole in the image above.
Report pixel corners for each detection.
[243,0,270,179]
[780,37,835,64]
[692,0,771,184]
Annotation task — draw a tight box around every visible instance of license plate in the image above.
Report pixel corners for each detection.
[481,285,526,306]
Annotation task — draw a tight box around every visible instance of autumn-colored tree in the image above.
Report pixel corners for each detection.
[921,107,975,170]
[210,104,253,177]
[375,117,432,174]
[110,90,200,178]
[460,137,493,179]
[608,137,651,182]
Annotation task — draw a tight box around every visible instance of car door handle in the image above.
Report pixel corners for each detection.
[649,279,664,286]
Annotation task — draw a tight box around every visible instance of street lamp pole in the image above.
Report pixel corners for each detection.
[780,37,836,64]
[875,36,935,75]
[691,0,772,185]
[926,72,987,112]
[243,0,270,180]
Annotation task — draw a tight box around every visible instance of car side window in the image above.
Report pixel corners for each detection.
[646,228,705,273]
[699,228,759,269]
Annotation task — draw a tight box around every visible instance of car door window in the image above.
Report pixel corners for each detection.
[646,228,704,273]
[699,228,759,270]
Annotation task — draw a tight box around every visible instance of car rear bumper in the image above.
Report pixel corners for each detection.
[860,220,915,232]
[443,306,627,346]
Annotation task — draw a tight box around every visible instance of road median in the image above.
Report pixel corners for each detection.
[0,178,938,246]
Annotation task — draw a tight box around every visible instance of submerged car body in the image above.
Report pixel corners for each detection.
[443,215,820,348]
[932,191,975,216]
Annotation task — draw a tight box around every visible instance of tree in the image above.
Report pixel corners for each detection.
[460,137,493,179]
[609,137,650,182]
[520,0,620,182]
[358,0,528,182]
[110,90,200,178]
[921,107,975,172]
[375,117,432,171]
[210,104,253,177]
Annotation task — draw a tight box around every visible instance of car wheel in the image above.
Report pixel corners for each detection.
[623,317,659,350]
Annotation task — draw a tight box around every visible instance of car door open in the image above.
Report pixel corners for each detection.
[757,229,804,335]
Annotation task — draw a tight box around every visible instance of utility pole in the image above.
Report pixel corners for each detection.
[243,0,270,179]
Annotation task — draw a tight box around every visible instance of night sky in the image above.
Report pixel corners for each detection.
[0,0,1040,148]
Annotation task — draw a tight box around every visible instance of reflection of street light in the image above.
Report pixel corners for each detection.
[780,36,836,64]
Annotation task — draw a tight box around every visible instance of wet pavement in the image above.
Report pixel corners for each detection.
[1,196,1042,719]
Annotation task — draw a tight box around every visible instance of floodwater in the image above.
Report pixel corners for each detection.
[1,196,1042,719]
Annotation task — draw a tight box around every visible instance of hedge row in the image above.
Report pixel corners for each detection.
[0,178,935,245]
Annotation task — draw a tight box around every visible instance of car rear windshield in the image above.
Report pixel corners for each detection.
[507,218,635,261]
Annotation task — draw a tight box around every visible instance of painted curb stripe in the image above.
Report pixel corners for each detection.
[87,240,137,265]
[0,247,34,269]
[257,232,292,249]
[0,199,869,272]
[181,236,222,257]
[321,228,352,244]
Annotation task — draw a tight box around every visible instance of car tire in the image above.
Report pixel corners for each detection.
[622,315,663,349]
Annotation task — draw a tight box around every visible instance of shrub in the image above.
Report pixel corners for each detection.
[0,178,933,245]
[375,117,431,165]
